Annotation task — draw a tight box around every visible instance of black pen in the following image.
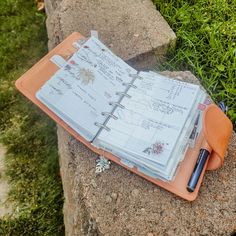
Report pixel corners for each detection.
[187,102,227,192]
[187,140,212,192]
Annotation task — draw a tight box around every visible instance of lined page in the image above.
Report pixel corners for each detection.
[97,72,200,165]
[36,37,136,141]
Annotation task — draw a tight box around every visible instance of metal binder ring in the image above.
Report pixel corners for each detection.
[122,83,137,89]
[94,122,111,131]
[109,102,125,109]
[116,92,131,98]
[101,112,118,120]
[129,74,143,80]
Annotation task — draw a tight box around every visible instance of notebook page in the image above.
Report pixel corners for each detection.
[97,72,200,165]
[36,36,136,141]
[97,89,205,181]
[110,89,207,180]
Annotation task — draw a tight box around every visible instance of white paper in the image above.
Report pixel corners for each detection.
[36,36,136,141]
[97,72,200,166]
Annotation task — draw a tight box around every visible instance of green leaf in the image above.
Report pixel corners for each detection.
[216,64,225,71]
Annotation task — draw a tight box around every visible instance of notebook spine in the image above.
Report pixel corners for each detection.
[92,73,141,141]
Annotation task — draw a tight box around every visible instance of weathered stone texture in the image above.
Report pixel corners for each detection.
[45,0,176,69]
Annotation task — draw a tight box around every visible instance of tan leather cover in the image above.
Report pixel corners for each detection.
[15,32,233,201]
[203,104,233,170]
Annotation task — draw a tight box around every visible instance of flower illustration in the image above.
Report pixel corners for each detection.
[79,68,95,85]
[143,141,167,156]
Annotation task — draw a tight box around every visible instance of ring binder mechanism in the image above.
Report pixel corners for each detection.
[129,73,143,80]
[101,112,118,120]
[109,102,125,109]
[96,74,138,136]
[94,122,111,131]
[122,82,137,89]
[72,38,87,49]
[116,92,132,98]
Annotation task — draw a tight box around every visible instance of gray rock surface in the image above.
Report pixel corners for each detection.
[44,0,176,69]
[58,72,236,236]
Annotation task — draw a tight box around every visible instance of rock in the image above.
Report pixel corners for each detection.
[131,189,139,197]
[111,192,118,201]
[44,0,176,69]
[147,233,154,236]
[105,195,112,204]
[57,71,236,235]
[91,179,97,188]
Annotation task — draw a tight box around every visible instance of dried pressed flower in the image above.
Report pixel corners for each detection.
[95,156,111,173]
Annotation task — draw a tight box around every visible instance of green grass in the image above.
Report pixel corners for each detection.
[0,0,64,235]
[153,0,236,128]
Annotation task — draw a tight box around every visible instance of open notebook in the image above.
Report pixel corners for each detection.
[16,32,233,200]
[36,36,207,181]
